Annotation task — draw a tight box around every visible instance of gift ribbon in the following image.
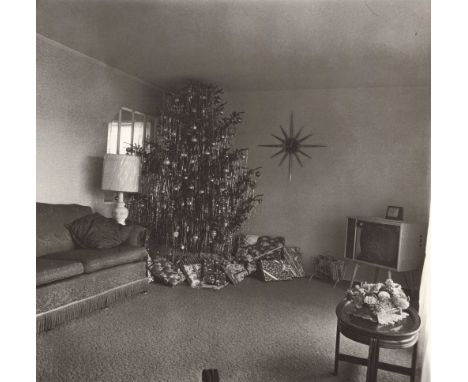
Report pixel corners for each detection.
[262,270,278,281]
[256,246,283,260]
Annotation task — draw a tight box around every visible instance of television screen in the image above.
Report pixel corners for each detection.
[355,221,400,268]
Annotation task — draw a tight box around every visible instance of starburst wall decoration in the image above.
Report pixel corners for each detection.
[258,112,326,181]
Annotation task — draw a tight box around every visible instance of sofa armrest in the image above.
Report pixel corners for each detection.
[125,225,148,247]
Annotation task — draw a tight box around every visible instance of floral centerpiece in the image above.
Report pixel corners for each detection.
[345,279,410,325]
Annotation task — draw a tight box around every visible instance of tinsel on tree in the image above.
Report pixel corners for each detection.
[127,82,262,255]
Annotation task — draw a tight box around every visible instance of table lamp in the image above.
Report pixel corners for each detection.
[102,154,141,225]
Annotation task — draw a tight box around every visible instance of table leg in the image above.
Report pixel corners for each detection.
[410,342,418,382]
[407,271,416,302]
[350,263,359,288]
[366,338,380,382]
[334,324,340,375]
[387,270,392,280]
[373,268,380,283]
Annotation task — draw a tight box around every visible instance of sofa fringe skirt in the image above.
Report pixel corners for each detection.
[36,278,148,333]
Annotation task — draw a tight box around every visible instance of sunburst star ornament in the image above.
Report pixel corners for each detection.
[258,112,326,181]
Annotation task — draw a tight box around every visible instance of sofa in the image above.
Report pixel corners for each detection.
[36,203,149,332]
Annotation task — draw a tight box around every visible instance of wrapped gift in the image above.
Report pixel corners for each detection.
[259,259,294,282]
[222,263,248,285]
[235,247,249,262]
[245,261,257,275]
[181,263,202,288]
[312,254,345,283]
[202,258,228,287]
[177,253,204,266]
[244,234,260,245]
[200,252,231,267]
[151,258,186,287]
[282,247,306,278]
[256,236,285,254]
[152,245,185,263]
[234,234,285,262]
[260,247,283,261]
[146,254,155,282]
[233,234,260,254]
[200,282,226,290]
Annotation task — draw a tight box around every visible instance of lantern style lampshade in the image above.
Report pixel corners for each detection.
[102,154,141,225]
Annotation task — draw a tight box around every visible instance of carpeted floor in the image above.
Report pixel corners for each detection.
[37,278,413,382]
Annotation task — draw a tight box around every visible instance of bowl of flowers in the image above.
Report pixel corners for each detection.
[345,279,410,325]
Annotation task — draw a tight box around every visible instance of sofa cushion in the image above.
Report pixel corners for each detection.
[36,258,84,286]
[66,213,133,249]
[37,203,93,257]
[36,262,146,315]
[44,245,147,274]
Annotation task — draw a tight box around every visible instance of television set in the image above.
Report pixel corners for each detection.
[344,216,427,272]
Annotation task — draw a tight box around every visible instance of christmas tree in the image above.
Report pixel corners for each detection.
[127,82,262,255]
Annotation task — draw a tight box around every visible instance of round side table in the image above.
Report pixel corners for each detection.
[334,300,421,382]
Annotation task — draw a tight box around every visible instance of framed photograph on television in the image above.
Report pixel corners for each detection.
[385,206,404,221]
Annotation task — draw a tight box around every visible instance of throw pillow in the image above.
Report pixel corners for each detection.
[66,213,133,249]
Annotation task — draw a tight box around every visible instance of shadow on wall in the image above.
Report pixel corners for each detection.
[84,156,111,216]
[85,156,103,194]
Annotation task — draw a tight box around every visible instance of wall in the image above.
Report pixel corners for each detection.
[36,34,430,280]
[225,87,430,278]
[37,35,162,215]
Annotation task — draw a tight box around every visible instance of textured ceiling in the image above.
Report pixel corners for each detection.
[37,0,430,91]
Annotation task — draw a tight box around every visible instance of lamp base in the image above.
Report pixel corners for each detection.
[112,192,128,225]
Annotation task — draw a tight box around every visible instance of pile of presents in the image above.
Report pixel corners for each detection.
[147,234,306,289]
